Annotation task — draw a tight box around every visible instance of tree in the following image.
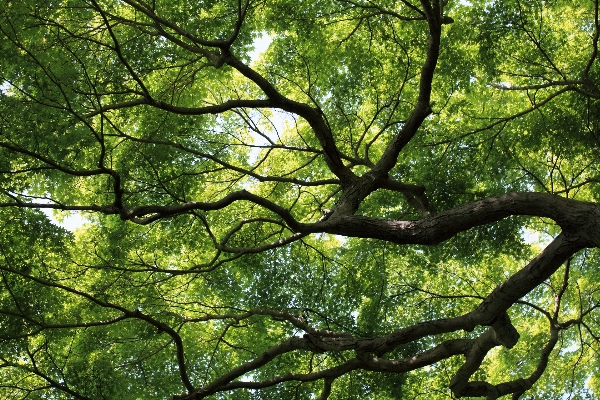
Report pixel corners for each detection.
[0,0,599,398]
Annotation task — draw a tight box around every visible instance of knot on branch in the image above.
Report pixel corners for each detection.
[303,334,327,353]
[303,333,360,353]
[490,312,520,349]
[442,15,454,24]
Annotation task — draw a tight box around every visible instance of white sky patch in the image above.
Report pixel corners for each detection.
[45,210,86,232]
[33,198,86,232]
[248,32,273,65]
[0,81,11,94]
[521,227,553,247]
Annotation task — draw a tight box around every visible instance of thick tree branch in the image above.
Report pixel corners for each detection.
[318,192,600,247]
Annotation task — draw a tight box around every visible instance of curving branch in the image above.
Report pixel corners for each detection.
[317,192,600,247]
[166,234,585,399]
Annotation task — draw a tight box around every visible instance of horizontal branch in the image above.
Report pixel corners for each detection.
[317,192,600,247]
[4,192,600,251]
[85,98,275,118]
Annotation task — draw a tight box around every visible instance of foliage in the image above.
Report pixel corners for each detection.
[1,0,600,398]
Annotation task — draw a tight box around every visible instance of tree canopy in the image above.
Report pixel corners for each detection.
[1,0,600,398]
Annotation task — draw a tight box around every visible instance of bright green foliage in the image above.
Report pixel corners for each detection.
[1,0,600,399]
